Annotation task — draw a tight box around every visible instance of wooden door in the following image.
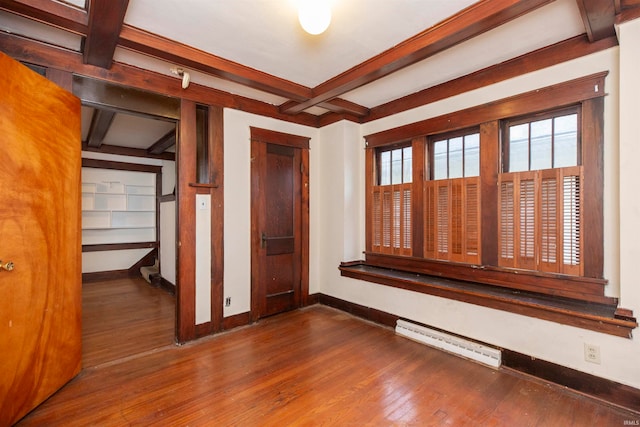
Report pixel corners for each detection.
[0,53,82,426]
[251,128,309,320]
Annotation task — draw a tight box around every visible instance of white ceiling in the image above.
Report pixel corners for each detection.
[0,0,587,111]
[0,0,590,149]
[115,0,585,110]
[124,0,479,88]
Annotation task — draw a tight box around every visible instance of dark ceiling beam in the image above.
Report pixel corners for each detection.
[363,34,618,123]
[282,0,555,115]
[118,25,314,102]
[147,129,176,155]
[616,4,640,22]
[85,108,116,148]
[613,0,640,15]
[82,142,175,161]
[325,98,370,116]
[0,1,314,106]
[0,0,87,33]
[0,32,319,128]
[83,0,129,68]
[0,0,556,120]
[279,98,370,116]
[575,0,617,41]
[619,0,640,8]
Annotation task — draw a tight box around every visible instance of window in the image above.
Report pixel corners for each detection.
[378,145,412,185]
[371,144,412,255]
[196,105,210,184]
[425,130,480,263]
[499,108,582,275]
[432,132,480,179]
[348,73,635,336]
[363,72,606,304]
[504,109,579,172]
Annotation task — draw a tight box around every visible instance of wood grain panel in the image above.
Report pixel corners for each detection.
[0,52,81,426]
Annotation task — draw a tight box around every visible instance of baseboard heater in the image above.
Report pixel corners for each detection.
[395,319,502,368]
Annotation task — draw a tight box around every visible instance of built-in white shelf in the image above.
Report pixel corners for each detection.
[81,169,156,245]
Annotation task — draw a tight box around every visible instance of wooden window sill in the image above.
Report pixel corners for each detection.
[339,261,637,338]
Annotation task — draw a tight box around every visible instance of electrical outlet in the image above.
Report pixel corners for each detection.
[584,343,601,364]
[225,297,231,307]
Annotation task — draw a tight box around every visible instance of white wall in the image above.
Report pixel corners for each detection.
[211,22,640,389]
[315,45,640,390]
[195,194,211,324]
[223,110,318,317]
[617,18,640,310]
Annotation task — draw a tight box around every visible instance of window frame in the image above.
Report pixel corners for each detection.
[375,142,413,186]
[429,127,481,180]
[424,127,482,264]
[501,106,582,173]
[371,141,414,256]
[362,72,607,304]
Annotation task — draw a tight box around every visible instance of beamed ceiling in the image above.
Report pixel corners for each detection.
[1,0,640,157]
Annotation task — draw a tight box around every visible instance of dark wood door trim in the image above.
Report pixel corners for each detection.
[250,127,310,321]
[209,105,224,334]
[177,99,197,342]
[250,139,267,322]
[300,147,310,307]
[249,126,310,149]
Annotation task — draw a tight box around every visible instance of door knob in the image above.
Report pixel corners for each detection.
[0,260,14,271]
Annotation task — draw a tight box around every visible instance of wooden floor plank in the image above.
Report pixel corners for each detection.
[17,295,637,426]
[81,277,175,368]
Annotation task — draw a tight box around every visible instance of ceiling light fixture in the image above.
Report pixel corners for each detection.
[298,0,331,35]
[170,67,190,89]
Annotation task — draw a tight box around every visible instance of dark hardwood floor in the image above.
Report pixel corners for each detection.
[82,277,176,368]
[17,279,638,426]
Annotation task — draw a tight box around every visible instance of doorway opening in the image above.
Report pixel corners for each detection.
[76,76,179,366]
